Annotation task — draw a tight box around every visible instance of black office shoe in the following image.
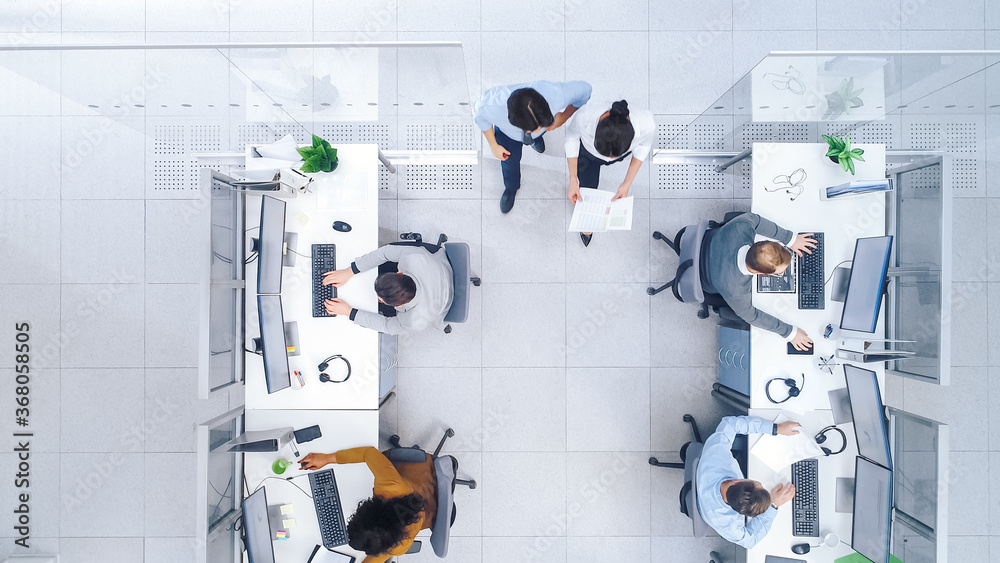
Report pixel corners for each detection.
[500,189,518,213]
[531,135,545,153]
[580,233,593,247]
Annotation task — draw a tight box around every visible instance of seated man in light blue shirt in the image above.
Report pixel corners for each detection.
[473,80,592,213]
[696,416,800,549]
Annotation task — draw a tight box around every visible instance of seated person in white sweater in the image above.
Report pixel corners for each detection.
[321,243,454,335]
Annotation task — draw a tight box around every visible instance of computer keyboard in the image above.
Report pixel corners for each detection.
[797,232,825,310]
[311,244,338,317]
[791,459,820,537]
[309,469,349,548]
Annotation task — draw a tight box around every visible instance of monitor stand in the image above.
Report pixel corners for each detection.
[830,266,852,302]
[835,477,855,513]
[251,321,300,357]
[282,232,298,267]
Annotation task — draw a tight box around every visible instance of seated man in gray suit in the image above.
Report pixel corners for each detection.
[704,212,817,350]
[321,243,454,335]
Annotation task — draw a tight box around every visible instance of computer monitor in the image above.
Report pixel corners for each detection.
[845,365,892,470]
[256,195,286,295]
[242,488,276,563]
[851,456,893,563]
[257,295,291,394]
[840,235,893,333]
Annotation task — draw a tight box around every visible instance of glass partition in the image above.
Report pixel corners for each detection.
[889,408,949,563]
[653,50,1000,385]
[196,406,246,563]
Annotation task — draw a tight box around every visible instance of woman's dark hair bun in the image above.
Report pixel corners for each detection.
[610,100,629,117]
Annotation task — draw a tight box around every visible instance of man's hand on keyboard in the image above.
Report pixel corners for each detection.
[789,233,817,257]
[299,452,336,470]
[322,268,354,287]
[770,482,797,507]
[324,298,352,316]
[777,421,802,436]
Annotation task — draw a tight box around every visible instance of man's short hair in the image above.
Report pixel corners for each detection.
[746,241,792,275]
[375,273,416,307]
[507,88,554,132]
[726,480,771,517]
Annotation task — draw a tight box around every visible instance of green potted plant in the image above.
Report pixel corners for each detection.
[296,134,339,173]
[822,134,865,175]
[822,77,864,120]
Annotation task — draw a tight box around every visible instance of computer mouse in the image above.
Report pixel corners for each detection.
[332,221,352,233]
[791,543,811,555]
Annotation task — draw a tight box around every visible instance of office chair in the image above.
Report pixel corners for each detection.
[647,212,747,328]
[384,428,477,558]
[398,232,481,334]
[649,414,746,563]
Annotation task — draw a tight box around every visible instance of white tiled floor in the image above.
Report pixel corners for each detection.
[0,1,997,562]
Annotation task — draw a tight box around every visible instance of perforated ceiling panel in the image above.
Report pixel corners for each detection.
[400,122,477,193]
[151,122,225,192]
[904,118,984,193]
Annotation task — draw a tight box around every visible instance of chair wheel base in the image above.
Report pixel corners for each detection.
[471,277,481,286]
[469,480,477,489]
[652,231,663,240]
[444,324,452,334]
[646,287,656,295]
[648,457,659,465]
[683,414,694,422]
[445,428,455,438]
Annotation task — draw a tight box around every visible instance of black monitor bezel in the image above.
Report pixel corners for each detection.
[256,295,291,394]
[256,195,286,295]
[844,364,893,471]
[242,487,276,563]
[839,235,894,333]
[850,456,894,563]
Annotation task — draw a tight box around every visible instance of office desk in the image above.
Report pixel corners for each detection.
[243,144,382,410]
[243,409,379,562]
[749,142,888,412]
[747,143,888,563]
[746,410,860,561]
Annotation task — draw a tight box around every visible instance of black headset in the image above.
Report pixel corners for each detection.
[814,425,847,456]
[317,354,351,383]
[765,372,805,404]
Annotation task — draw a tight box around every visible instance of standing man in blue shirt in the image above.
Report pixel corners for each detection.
[473,80,592,213]
[697,416,800,549]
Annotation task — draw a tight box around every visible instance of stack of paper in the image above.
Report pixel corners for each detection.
[568,188,634,232]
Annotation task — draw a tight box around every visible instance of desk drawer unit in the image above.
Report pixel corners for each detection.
[717,325,750,396]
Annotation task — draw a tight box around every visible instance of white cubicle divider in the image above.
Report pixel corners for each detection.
[242,144,382,410]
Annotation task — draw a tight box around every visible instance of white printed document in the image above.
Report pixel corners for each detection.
[568,188,634,232]
[749,414,825,473]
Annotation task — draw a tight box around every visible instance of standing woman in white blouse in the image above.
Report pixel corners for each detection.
[565,100,655,247]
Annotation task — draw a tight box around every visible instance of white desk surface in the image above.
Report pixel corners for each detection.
[243,409,379,563]
[746,409,861,563]
[748,143,888,563]
[243,144,382,411]
[749,142,888,412]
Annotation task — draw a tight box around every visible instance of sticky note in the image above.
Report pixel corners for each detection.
[295,212,310,226]
[282,518,297,528]
[279,504,295,515]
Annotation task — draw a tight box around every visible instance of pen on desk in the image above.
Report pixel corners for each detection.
[294,371,306,386]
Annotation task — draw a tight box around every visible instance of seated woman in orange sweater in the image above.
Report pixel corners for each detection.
[299,446,437,563]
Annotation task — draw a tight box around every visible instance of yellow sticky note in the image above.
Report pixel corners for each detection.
[279,504,295,515]
[283,518,297,528]
[295,211,310,226]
